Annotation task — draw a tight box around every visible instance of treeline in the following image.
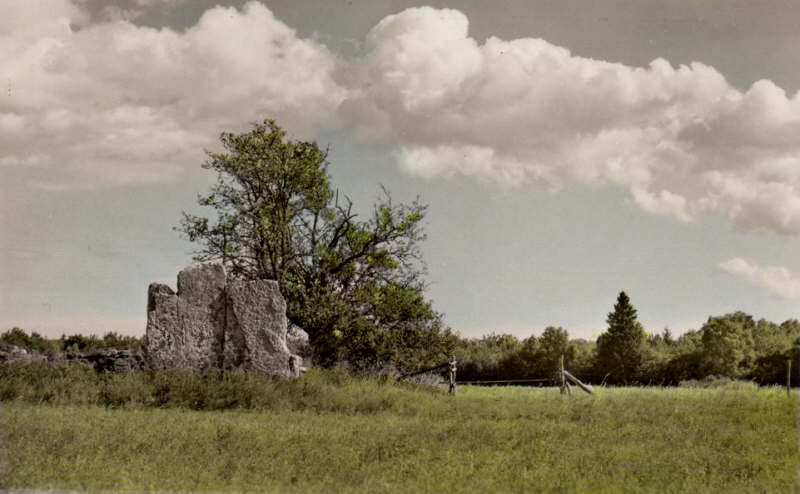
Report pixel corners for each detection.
[455,293,800,386]
[0,328,142,353]
[4,292,799,387]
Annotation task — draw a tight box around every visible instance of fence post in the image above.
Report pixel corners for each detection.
[787,358,792,395]
[449,355,457,395]
[560,355,568,395]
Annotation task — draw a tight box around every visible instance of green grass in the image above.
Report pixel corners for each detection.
[1,368,798,493]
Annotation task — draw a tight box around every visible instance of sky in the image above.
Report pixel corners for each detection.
[2,0,800,340]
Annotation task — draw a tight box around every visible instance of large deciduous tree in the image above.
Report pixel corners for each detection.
[179,120,451,369]
[595,291,646,384]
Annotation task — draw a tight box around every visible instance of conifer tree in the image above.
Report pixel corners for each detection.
[595,291,646,384]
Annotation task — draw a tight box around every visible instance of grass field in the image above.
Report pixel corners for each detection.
[1,368,798,493]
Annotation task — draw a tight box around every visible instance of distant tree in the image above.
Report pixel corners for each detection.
[0,327,32,348]
[454,333,525,381]
[178,120,450,369]
[595,291,646,384]
[0,328,57,352]
[101,331,143,349]
[751,318,797,358]
[515,335,539,376]
[700,312,756,378]
[745,318,799,384]
[61,333,101,352]
[532,326,573,377]
[568,339,597,380]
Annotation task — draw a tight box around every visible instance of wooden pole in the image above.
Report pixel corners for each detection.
[449,355,457,395]
[560,355,567,395]
[787,358,792,395]
[563,369,594,395]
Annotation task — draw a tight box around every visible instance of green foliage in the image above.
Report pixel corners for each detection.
[179,120,446,370]
[0,328,58,352]
[448,307,798,386]
[454,328,596,383]
[595,292,647,384]
[531,326,572,376]
[3,385,797,493]
[455,333,524,381]
[0,328,142,353]
[59,332,142,352]
[700,312,757,378]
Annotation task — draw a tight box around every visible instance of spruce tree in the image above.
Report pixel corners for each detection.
[595,291,646,384]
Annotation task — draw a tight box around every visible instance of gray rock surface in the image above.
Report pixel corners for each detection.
[287,324,310,357]
[224,279,292,376]
[0,344,47,364]
[81,348,145,373]
[287,324,312,373]
[144,264,226,372]
[144,264,301,376]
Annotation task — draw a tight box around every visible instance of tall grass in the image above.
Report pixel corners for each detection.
[1,363,798,493]
[0,362,438,413]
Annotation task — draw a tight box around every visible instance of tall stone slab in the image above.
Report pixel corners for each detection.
[144,264,301,376]
[144,264,226,371]
[224,279,293,376]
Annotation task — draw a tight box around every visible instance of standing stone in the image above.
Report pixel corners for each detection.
[224,279,292,376]
[144,264,226,372]
[144,264,303,377]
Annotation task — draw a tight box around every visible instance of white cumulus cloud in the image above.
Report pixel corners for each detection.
[4,3,800,236]
[720,258,800,299]
[337,7,800,235]
[0,0,345,188]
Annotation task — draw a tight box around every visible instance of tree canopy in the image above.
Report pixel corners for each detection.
[179,120,452,369]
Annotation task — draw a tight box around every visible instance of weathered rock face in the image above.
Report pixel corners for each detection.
[224,279,290,374]
[144,264,300,377]
[287,324,312,364]
[145,264,226,372]
[287,324,310,354]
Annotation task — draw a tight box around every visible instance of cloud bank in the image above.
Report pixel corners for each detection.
[340,7,800,234]
[0,0,344,187]
[3,2,800,235]
[720,258,800,299]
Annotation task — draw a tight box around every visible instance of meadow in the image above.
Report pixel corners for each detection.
[0,364,798,493]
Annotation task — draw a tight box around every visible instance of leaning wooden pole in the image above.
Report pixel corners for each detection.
[562,369,594,395]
